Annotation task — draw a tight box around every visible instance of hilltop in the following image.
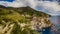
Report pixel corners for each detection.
[0,5,51,17]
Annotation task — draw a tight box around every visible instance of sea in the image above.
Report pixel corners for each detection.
[49,16,60,34]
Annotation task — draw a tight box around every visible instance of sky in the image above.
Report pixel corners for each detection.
[0,0,60,16]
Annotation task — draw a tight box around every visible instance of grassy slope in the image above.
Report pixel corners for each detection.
[0,5,51,34]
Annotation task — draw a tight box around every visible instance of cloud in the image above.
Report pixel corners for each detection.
[0,0,60,16]
[0,0,37,8]
[0,1,26,8]
[38,1,60,12]
[34,1,60,16]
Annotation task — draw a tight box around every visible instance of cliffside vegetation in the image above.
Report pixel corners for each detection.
[0,5,51,34]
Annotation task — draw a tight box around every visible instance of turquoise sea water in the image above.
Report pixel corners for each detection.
[37,27,51,34]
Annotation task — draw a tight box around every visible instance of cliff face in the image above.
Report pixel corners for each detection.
[0,5,51,34]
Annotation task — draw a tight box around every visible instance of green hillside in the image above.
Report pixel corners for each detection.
[0,5,51,34]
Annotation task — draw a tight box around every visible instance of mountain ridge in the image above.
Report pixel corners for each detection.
[0,5,51,17]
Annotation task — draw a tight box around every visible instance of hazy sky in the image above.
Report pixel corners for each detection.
[0,0,60,16]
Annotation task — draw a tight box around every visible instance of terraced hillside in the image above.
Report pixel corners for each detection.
[0,5,51,34]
